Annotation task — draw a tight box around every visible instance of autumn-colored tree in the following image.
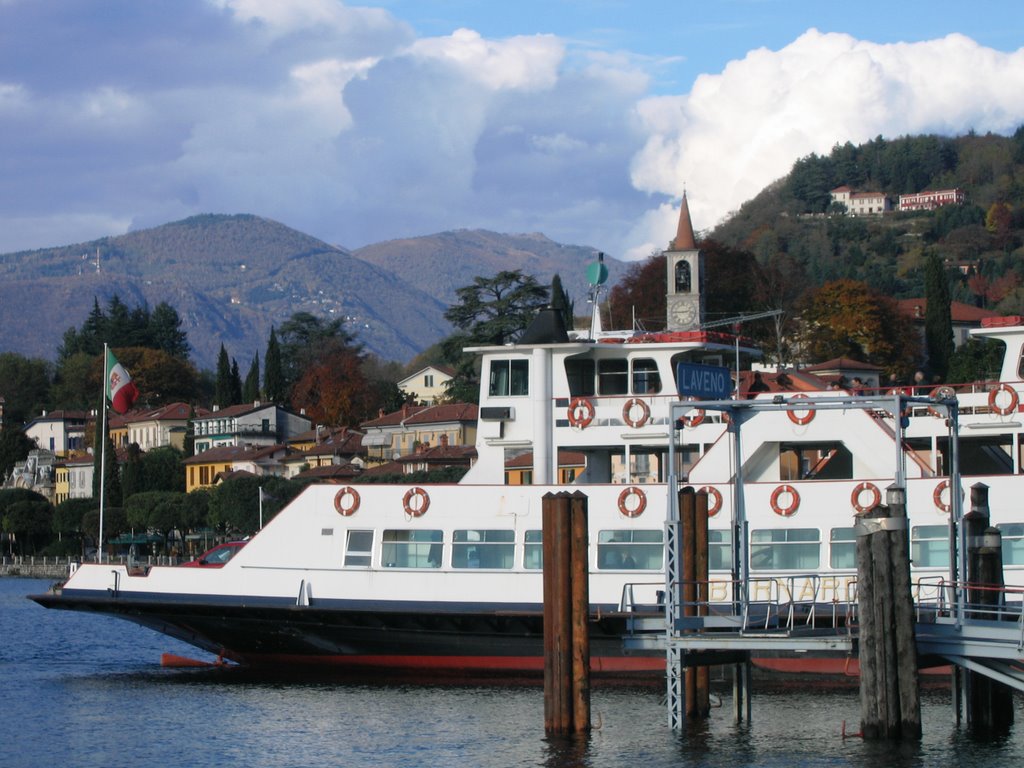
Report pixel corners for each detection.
[290,346,370,426]
[799,279,919,376]
[607,252,666,331]
[985,202,1013,249]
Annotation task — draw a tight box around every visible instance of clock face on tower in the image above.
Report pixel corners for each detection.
[671,301,697,327]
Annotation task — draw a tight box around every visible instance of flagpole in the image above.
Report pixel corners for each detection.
[99,343,108,564]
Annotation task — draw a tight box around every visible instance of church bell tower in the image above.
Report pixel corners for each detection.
[665,192,704,331]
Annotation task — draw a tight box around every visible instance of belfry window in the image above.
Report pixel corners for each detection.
[674,260,691,293]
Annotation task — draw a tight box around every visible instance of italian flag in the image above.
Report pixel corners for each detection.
[105,348,139,414]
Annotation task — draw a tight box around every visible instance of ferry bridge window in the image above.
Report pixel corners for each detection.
[453,529,515,569]
[830,527,857,569]
[907,436,1014,477]
[998,523,1024,565]
[489,359,529,397]
[382,529,444,568]
[750,528,820,571]
[631,358,662,394]
[911,525,949,568]
[709,529,732,571]
[779,443,854,481]
[344,530,373,567]
[598,359,628,395]
[524,530,543,569]
[565,357,596,397]
[597,529,663,570]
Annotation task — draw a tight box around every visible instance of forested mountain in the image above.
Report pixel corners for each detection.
[0,216,621,369]
[709,129,1024,309]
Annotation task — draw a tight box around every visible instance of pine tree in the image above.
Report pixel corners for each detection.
[215,344,232,406]
[264,327,284,404]
[243,353,261,403]
[923,252,954,381]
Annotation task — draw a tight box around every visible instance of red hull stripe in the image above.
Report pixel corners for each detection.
[237,653,666,675]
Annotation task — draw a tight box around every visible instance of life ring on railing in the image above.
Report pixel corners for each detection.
[933,479,951,514]
[678,396,705,428]
[567,397,595,428]
[699,486,723,517]
[927,385,956,419]
[770,484,800,517]
[786,394,815,426]
[850,482,881,513]
[988,383,1019,416]
[402,487,430,517]
[333,486,361,516]
[622,398,650,428]
[617,486,647,518]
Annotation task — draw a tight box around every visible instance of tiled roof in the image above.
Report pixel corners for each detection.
[896,298,998,323]
[396,444,477,464]
[183,444,288,465]
[403,403,478,425]
[293,463,363,481]
[361,405,428,427]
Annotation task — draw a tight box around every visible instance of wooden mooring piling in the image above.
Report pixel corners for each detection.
[542,491,590,735]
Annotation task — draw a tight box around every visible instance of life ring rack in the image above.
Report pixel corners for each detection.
[622,398,650,428]
[403,486,430,518]
[787,394,815,426]
[617,486,647,518]
[850,482,881,513]
[988,383,1019,417]
[567,397,595,428]
[334,486,361,516]
[770,484,800,517]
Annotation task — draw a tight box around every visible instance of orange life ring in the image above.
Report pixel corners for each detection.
[988,383,1019,416]
[622,398,650,428]
[617,486,647,518]
[567,397,595,428]
[933,479,951,514]
[679,396,705,428]
[334,486,361,516]
[850,482,881,513]
[927,385,956,419]
[787,394,815,426]
[402,487,430,517]
[699,486,723,517]
[770,484,800,517]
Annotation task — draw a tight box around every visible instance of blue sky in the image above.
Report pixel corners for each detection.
[1,0,1022,260]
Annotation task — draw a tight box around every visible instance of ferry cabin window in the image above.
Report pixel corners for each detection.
[344,530,373,567]
[489,359,529,397]
[709,529,732,571]
[453,529,515,569]
[598,530,664,570]
[998,523,1024,565]
[631,358,662,394]
[779,443,853,481]
[830,527,857,569]
[750,529,820,571]
[598,359,628,395]
[911,525,949,568]
[524,530,543,569]
[382,529,444,568]
[565,358,596,397]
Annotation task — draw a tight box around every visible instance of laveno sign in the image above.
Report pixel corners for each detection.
[676,362,732,400]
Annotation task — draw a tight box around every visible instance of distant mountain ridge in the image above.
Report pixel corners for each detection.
[0,215,624,369]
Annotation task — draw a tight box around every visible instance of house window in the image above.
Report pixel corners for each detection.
[344,530,374,567]
[750,528,820,570]
[424,374,434,387]
[382,529,444,568]
[452,529,515,569]
[489,359,529,397]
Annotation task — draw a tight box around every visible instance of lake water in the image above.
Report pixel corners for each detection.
[3,578,1023,767]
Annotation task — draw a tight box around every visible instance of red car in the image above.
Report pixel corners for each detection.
[182,541,246,568]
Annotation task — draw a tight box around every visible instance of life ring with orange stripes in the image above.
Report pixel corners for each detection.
[567,397,595,428]
[679,396,705,428]
[622,398,650,428]
[933,479,951,514]
[850,482,881,513]
[699,486,723,517]
[770,484,800,517]
[988,383,1019,416]
[787,394,815,426]
[402,487,430,517]
[617,486,647,518]
[333,486,361,516]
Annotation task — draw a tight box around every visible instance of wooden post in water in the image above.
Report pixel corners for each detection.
[693,488,711,718]
[542,491,590,735]
[964,483,1013,732]
[680,488,697,716]
[855,485,920,740]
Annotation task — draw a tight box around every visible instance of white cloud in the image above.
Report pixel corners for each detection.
[629,30,1024,249]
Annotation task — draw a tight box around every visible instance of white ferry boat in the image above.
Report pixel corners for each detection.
[32,198,1024,678]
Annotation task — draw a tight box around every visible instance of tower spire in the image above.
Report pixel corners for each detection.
[670,191,696,251]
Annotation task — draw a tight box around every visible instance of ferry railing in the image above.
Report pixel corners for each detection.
[914,576,1024,648]
[618,581,666,613]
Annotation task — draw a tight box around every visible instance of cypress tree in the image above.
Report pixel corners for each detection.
[923,252,954,381]
[215,344,232,406]
[243,353,261,403]
[230,358,243,405]
[264,328,284,404]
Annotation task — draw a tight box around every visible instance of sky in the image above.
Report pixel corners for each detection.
[1,0,1022,262]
